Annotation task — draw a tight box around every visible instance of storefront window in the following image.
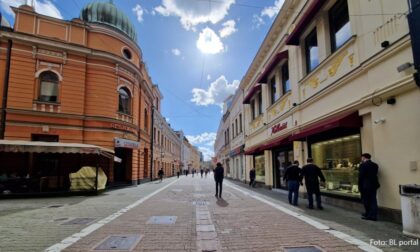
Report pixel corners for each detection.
[254,154,265,182]
[311,134,361,197]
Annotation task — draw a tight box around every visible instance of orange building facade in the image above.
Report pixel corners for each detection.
[0,4,157,186]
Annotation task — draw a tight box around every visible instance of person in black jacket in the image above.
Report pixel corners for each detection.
[214,162,224,198]
[249,168,256,187]
[301,158,325,209]
[158,168,164,182]
[283,160,302,206]
[359,153,379,221]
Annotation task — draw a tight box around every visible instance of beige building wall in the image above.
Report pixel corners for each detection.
[239,0,419,214]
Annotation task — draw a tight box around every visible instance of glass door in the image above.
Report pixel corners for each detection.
[273,149,294,189]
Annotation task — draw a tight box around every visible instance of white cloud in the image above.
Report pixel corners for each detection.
[219,20,237,38]
[186,132,216,146]
[252,14,265,29]
[154,0,235,30]
[198,146,214,161]
[207,74,211,80]
[196,27,224,54]
[132,4,145,23]
[261,0,284,19]
[171,48,181,56]
[1,0,62,19]
[191,75,239,107]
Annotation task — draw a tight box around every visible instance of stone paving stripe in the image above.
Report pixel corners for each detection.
[225,180,382,252]
[93,234,142,251]
[44,179,179,252]
[196,224,216,232]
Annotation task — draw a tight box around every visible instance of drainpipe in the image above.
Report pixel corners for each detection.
[0,39,12,139]
[150,106,155,181]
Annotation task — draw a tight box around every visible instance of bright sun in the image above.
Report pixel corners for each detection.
[196,27,224,54]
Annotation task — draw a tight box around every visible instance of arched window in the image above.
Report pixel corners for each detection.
[118,87,131,114]
[39,71,59,102]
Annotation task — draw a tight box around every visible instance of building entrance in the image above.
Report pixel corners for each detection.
[272,148,293,189]
[114,148,132,184]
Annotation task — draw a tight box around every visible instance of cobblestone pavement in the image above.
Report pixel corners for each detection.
[0,176,417,251]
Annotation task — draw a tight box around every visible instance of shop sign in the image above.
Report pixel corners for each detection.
[269,116,292,136]
[114,138,140,149]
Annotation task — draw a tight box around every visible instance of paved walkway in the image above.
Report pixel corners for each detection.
[0,175,417,251]
[51,176,372,251]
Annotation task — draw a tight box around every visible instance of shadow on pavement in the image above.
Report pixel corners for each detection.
[216,198,229,207]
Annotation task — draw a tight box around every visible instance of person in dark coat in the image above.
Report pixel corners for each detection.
[359,153,379,221]
[283,160,302,206]
[158,168,164,182]
[214,162,224,198]
[249,168,256,187]
[301,158,325,209]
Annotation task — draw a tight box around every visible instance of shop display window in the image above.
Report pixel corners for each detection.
[254,154,265,182]
[311,134,361,197]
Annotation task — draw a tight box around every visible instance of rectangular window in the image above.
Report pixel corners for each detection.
[311,134,361,198]
[227,129,230,143]
[235,119,238,136]
[254,154,265,182]
[258,92,263,115]
[232,123,235,139]
[281,62,290,94]
[251,99,255,120]
[305,28,319,73]
[270,76,278,105]
[329,0,351,52]
[239,114,243,132]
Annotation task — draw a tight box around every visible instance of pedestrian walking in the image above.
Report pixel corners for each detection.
[283,160,302,206]
[301,158,325,210]
[249,167,256,187]
[214,162,224,198]
[177,170,180,178]
[359,153,380,221]
[200,168,204,178]
[158,168,164,182]
[205,169,208,178]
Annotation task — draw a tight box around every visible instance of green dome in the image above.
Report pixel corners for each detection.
[80,1,137,41]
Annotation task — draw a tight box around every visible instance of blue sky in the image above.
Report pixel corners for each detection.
[1,0,284,160]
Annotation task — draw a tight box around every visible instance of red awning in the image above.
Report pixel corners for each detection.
[243,83,262,104]
[257,50,289,84]
[290,112,362,140]
[244,144,264,155]
[285,0,326,45]
[261,135,291,151]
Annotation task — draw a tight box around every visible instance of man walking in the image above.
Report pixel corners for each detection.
[249,167,256,187]
[158,168,164,182]
[301,158,325,209]
[200,168,204,178]
[359,153,380,221]
[214,162,224,198]
[283,161,302,206]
